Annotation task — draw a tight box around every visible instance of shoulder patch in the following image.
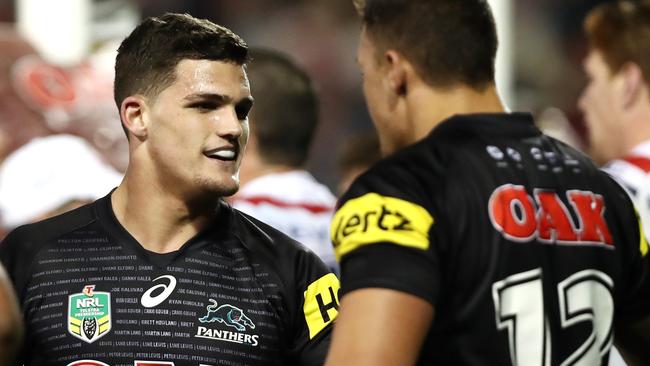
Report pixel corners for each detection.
[303,273,340,339]
[330,193,434,260]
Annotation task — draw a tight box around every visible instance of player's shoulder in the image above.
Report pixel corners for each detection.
[1,200,97,254]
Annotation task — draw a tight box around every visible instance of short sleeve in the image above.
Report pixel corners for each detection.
[289,250,340,365]
[330,160,443,305]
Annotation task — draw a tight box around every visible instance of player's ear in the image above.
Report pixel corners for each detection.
[120,95,148,140]
[384,50,408,96]
[619,62,644,109]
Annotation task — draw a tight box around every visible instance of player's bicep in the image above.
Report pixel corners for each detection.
[325,288,434,366]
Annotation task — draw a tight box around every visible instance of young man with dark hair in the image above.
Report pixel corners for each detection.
[326,1,650,365]
[1,13,337,365]
[233,48,338,271]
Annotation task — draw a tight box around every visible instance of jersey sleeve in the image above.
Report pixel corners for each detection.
[288,248,339,365]
[330,157,443,305]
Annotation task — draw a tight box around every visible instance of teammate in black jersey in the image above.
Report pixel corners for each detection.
[325,1,650,365]
[0,13,338,365]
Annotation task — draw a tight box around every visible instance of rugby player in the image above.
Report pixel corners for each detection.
[326,1,650,365]
[579,1,650,257]
[1,13,337,365]
[233,48,338,272]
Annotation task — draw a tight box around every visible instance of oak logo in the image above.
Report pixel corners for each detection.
[488,184,613,246]
[67,361,110,366]
[331,193,434,260]
[303,273,340,339]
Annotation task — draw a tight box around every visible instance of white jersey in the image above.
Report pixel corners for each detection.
[602,141,650,366]
[232,171,338,271]
[602,140,650,242]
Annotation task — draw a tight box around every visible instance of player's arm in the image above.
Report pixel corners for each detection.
[0,262,23,365]
[325,288,433,366]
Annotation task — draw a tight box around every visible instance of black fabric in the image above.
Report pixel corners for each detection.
[0,194,336,365]
[335,112,650,365]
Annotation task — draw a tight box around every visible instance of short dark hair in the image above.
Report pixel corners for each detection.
[585,1,650,78]
[354,0,498,90]
[114,13,249,111]
[246,48,318,167]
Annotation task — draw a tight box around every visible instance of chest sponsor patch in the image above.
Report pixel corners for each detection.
[331,193,434,260]
[68,285,111,343]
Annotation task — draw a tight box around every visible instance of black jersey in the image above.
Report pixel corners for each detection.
[0,194,339,366]
[331,113,650,365]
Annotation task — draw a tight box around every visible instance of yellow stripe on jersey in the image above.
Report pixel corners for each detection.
[637,209,648,257]
[303,273,340,339]
[330,193,434,261]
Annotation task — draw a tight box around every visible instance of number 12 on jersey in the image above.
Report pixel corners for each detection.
[492,268,614,366]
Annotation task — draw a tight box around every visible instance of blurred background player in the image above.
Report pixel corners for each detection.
[326,0,650,365]
[0,262,22,366]
[233,48,338,271]
[335,131,380,196]
[578,3,650,364]
[579,0,650,241]
[0,134,123,233]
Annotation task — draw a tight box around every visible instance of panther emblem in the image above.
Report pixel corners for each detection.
[83,317,97,339]
[199,299,255,331]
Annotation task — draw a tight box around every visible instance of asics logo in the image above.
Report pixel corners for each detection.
[140,275,177,308]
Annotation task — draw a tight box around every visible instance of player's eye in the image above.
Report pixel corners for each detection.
[235,98,253,120]
[190,102,220,112]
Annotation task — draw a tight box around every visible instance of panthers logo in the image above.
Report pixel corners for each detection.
[199,299,255,332]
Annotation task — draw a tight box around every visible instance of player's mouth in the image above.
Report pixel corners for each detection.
[203,146,238,162]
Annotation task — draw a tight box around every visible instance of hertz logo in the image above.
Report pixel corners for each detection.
[303,273,340,339]
[330,193,434,260]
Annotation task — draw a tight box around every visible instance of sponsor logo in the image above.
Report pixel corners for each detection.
[331,193,433,260]
[486,145,504,160]
[304,273,340,339]
[506,147,521,162]
[141,275,177,308]
[195,300,259,346]
[67,361,110,366]
[488,184,613,247]
[68,285,111,343]
[134,362,174,366]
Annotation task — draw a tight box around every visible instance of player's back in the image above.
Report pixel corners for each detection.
[332,113,650,365]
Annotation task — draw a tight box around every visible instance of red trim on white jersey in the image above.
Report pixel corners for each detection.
[233,196,333,214]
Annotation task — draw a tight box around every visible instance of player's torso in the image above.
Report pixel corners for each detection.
[414,115,629,365]
[21,222,288,366]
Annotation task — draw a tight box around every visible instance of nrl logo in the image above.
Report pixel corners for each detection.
[68,285,111,343]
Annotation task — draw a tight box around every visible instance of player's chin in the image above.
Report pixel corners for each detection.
[194,177,239,198]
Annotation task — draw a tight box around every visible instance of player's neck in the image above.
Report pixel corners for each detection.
[622,103,650,156]
[408,83,505,142]
[110,175,215,254]
[239,151,297,186]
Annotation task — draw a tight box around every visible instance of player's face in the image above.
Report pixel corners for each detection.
[578,50,625,164]
[145,59,252,198]
[357,27,409,156]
